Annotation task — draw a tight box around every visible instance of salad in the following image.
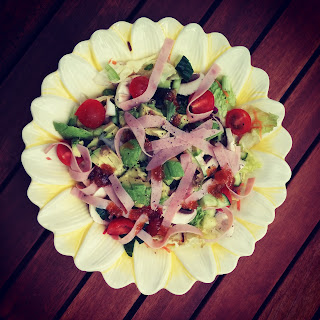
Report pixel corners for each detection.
[48,38,278,257]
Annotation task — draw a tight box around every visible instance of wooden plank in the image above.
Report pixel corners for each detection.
[60,274,140,320]
[251,0,320,101]
[0,0,139,186]
[195,143,320,319]
[0,0,63,81]
[0,168,43,288]
[284,57,320,169]
[134,0,213,24]
[259,228,320,320]
[0,235,86,319]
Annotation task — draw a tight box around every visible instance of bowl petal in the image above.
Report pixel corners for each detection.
[133,242,171,295]
[240,98,285,127]
[170,23,208,73]
[252,126,292,159]
[165,253,196,295]
[41,71,73,99]
[102,252,135,289]
[218,219,255,256]
[131,17,165,60]
[110,21,132,43]
[206,32,231,68]
[214,46,251,97]
[54,223,92,257]
[234,190,275,226]
[172,244,216,283]
[251,150,292,187]
[236,219,268,241]
[90,29,131,70]
[73,40,97,68]
[38,188,92,233]
[157,17,183,40]
[31,96,77,138]
[211,243,240,275]
[21,144,73,185]
[75,223,124,272]
[22,121,57,149]
[237,67,269,105]
[27,181,71,208]
[58,54,104,102]
[254,186,288,208]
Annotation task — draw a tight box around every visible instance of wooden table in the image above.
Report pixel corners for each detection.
[0,0,319,319]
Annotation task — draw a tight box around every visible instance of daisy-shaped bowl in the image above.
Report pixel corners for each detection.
[21,17,292,295]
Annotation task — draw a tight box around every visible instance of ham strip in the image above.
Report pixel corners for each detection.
[137,224,202,249]
[185,179,213,203]
[186,63,221,123]
[124,112,152,157]
[103,184,126,213]
[227,177,255,199]
[119,38,174,110]
[151,175,163,210]
[108,174,134,214]
[162,160,197,228]
[114,126,129,160]
[77,182,98,195]
[70,187,110,208]
[118,214,149,245]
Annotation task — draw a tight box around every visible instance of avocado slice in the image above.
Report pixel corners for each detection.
[87,137,99,149]
[119,168,148,184]
[91,146,124,176]
[145,128,167,138]
[120,139,142,168]
[53,122,93,139]
[139,103,163,117]
[122,183,151,207]
[100,122,119,139]
[118,110,126,127]
[71,138,84,157]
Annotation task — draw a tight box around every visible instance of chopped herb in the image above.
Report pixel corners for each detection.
[164,100,176,121]
[144,63,154,71]
[175,56,194,81]
[122,236,144,257]
[102,88,116,96]
[96,208,108,220]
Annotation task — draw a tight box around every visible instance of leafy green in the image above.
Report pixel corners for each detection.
[189,206,206,227]
[209,76,236,118]
[164,100,176,121]
[120,139,142,168]
[122,237,144,257]
[96,208,108,220]
[122,183,151,206]
[175,56,194,81]
[239,151,262,180]
[102,88,116,96]
[176,94,188,114]
[144,63,154,71]
[105,63,120,82]
[128,108,139,118]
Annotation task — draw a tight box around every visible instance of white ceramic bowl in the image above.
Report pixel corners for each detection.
[21,17,292,295]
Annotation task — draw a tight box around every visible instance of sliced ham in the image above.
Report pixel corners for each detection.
[227,177,255,199]
[108,174,134,214]
[151,175,163,210]
[70,187,111,208]
[103,184,126,213]
[114,126,129,160]
[162,161,197,228]
[185,178,213,203]
[186,63,221,123]
[77,182,99,195]
[124,112,152,157]
[212,142,240,175]
[119,38,174,111]
[137,224,202,249]
[118,214,149,245]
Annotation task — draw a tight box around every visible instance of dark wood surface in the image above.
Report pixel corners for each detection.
[0,0,319,319]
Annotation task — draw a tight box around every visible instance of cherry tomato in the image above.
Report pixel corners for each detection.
[106,217,135,236]
[56,144,72,166]
[75,99,105,129]
[226,108,252,136]
[129,76,149,98]
[189,90,214,114]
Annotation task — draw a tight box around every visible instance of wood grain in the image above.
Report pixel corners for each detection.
[195,143,320,320]
[0,0,63,82]
[251,0,320,101]
[0,168,43,288]
[61,273,140,320]
[259,227,320,320]
[0,235,85,319]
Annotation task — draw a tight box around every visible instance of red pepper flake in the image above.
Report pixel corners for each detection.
[46,157,52,160]
[112,60,117,65]
[106,202,123,218]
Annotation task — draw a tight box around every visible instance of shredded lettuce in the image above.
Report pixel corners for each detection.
[239,151,262,180]
[209,76,236,118]
[189,206,206,227]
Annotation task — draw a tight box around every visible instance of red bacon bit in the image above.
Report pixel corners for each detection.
[106,202,123,218]
[46,157,52,160]
[206,166,217,178]
[88,165,115,187]
[151,165,164,181]
[181,200,198,210]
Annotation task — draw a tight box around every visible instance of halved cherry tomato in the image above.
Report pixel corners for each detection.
[188,90,214,114]
[75,99,105,129]
[56,144,72,166]
[129,76,149,98]
[106,217,135,236]
[226,108,251,136]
